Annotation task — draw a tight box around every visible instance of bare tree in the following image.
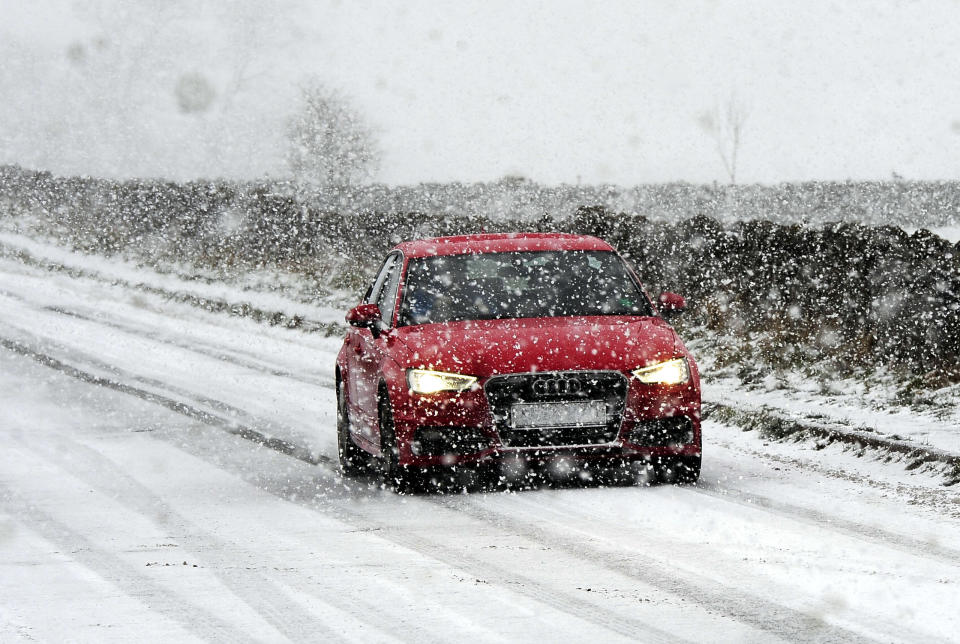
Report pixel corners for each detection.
[286,83,379,186]
[698,94,748,184]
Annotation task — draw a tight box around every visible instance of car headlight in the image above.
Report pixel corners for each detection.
[407,369,478,394]
[632,358,690,384]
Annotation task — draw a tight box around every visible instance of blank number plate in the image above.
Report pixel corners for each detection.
[510,401,607,428]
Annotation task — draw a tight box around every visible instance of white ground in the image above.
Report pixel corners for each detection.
[886,226,960,244]
[1,238,959,642]
[926,226,960,244]
[702,375,960,456]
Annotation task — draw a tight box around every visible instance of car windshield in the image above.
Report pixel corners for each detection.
[397,250,652,325]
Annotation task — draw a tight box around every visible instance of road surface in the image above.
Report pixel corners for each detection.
[1,251,958,643]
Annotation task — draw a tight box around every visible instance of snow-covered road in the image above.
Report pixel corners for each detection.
[1,254,959,643]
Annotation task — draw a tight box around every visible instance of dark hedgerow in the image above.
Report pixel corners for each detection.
[1,165,957,384]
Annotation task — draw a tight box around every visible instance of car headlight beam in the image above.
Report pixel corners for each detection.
[632,358,690,385]
[407,369,478,394]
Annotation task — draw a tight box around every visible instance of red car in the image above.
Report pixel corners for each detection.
[335,233,701,490]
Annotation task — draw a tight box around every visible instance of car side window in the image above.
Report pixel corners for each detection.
[364,253,397,306]
[377,255,403,326]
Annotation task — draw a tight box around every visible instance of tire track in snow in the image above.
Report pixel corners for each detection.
[0,280,332,388]
[0,305,322,437]
[434,497,884,644]
[162,431,687,644]
[122,421,647,644]
[0,310,951,642]
[0,330,948,643]
[0,287,333,450]
[0,484,256,644]
[9,282,957,540]
[0,242,343,335]
[43,303,331,388]
[0,334,684,642]
[3,430,419,644]
[58,302,954,573]
[0,333,319,466]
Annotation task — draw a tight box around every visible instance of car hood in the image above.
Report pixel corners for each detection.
[389,316,685,376]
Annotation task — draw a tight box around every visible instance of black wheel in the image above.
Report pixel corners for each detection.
[672,454,702,485]
[337,378,367,478]
[624,460,657,487]
[378,391,417,494]
[598,459,645,487]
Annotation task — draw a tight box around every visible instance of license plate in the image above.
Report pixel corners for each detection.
[510,401,607,428]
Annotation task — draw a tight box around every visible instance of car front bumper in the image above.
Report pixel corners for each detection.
[389,371,701,468]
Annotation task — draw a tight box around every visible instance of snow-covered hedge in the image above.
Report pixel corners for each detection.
[1,165,957,382]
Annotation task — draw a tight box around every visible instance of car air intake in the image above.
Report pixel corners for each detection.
[628,416,694,447]
[412,426,491,456]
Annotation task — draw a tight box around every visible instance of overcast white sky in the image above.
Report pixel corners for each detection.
[2,0,960,185]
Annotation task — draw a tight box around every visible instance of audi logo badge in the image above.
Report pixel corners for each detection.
[532,377,583,396]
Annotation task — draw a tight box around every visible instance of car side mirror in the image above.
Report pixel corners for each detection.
[346,303,382,330]
[657,292,686,319]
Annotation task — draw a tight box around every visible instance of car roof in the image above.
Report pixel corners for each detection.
[394,233,614,258]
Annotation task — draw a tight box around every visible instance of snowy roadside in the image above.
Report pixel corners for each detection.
[3,227,957,482]
[0,229,352,332]
[697,364,960,485]
[702,399,960,486]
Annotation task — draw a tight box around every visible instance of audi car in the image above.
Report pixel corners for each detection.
[335,233,701,490]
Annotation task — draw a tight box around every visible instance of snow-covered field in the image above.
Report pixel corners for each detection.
[2,238,960,642]
[919,226,960,244]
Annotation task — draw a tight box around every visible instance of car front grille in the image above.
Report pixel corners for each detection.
[484,371,627,448]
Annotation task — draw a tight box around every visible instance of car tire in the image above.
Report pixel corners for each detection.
[337,378,367,478]
[379,390,417,494]
[674,454,701,485]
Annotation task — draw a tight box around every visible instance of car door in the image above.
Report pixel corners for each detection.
[350,252,403,443]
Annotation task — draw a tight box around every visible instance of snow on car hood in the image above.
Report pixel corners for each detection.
[389,316,684,376]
